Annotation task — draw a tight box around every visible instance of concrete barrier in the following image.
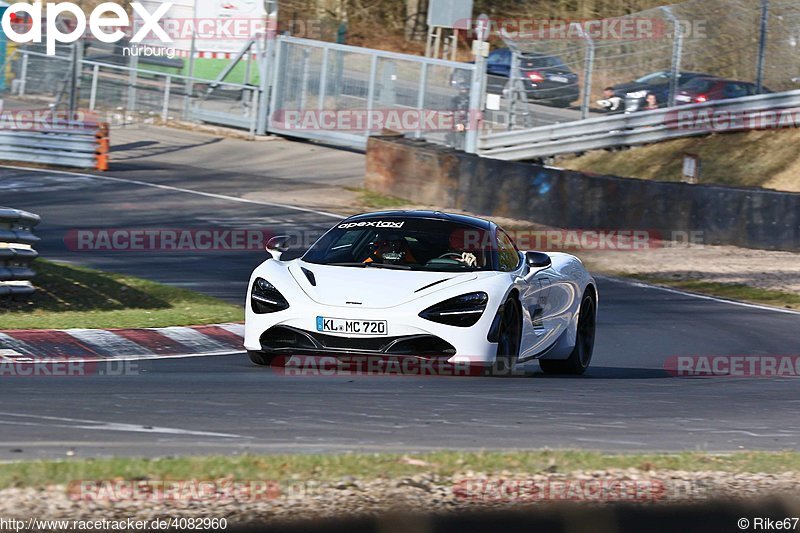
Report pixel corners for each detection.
[365,136,800,251]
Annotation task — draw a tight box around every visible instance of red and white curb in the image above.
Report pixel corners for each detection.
[0,323,244,362]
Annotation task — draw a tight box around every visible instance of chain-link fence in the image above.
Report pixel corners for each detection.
[267,36,481,150]
[492,0,800,129]
[3,42,260,134]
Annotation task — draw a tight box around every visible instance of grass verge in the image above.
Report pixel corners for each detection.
[2,451,800,489]
[346,187,412,209]
[556,128,800,192]
[619,274,800,310]
[0,260,243,329]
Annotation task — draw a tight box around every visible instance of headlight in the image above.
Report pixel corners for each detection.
[251,277,290,314]
[419,292,488,327]
[627,90,647,99]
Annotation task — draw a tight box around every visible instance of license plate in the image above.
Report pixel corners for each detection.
[675,95,692,102]
[316,316,387,336]
[549,75,568,83]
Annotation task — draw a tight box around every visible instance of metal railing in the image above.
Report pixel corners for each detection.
[478,90,800,160]
[0,208,40,298]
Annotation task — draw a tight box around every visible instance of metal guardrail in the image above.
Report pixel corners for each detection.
[478,90,800,160]
[0,120,108,169]
[0,208,40,297]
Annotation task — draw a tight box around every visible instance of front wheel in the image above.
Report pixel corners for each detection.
[248,350,274,366]
[539,292,596,375]
[493,298,522,376]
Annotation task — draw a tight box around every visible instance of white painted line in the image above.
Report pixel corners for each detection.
[0,412,244,438]
[65,329,155,358]
[599,275,800,316]
[0,165,345,219]
[156,326,233,353]
[218,323,245,337]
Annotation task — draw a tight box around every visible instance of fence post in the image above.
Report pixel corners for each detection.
[414,62,428,139]
[127,53,138,113]
[318,47,329,111]
[507,50,521,131]
[662,6,683,107]
[18,51,28,96]
[162,75,171,121]
[365,53,378,135]
[299,47,310,111]
[465,47,487,153]
[89,64,99,110]
[755,0,769,93]
[580,33,595,120]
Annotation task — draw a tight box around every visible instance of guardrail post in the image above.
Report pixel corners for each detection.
[162,75,171,121]
[755,0,770,93]
[127,53,138,113]
[18,51,28,96]
[95,122,110,171]
[89,64,99,110]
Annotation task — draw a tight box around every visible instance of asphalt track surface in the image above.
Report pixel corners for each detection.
[1,162,799,460]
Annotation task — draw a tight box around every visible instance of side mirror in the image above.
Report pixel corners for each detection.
[266,235,291,259]
[526,251,552,269]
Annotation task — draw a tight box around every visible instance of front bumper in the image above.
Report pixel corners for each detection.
[244,307,500,364]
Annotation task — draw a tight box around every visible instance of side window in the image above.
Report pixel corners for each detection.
[496,230,520,272]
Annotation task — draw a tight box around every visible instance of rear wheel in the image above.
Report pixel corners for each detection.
[248,350,274,366]
[539,292,596,375]
[493,298,522,376]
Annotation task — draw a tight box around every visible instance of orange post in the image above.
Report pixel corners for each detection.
[95,122,110,171]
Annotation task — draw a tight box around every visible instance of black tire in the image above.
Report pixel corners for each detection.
[539,292,596,375]
[248,350,274,366]
[493,297,522,376]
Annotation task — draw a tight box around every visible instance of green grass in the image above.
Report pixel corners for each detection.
[0,260,243,329]
[346,187,412,209]
[556,128,800,192]
[621,274,800,310]
[2,451,800,489]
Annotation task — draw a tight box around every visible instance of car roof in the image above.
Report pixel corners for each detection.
[342,210,495,231]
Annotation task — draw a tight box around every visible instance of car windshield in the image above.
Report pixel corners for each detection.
[303,218,496,272]
[634,71,671,84]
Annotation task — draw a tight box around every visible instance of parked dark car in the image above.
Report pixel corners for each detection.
[611,71,714,112]
[675,76,769,104]
[483,48,580,108]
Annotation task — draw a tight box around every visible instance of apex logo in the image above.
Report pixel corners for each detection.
[0,2,174,55]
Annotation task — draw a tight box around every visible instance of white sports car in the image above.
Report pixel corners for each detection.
[244,211,597,375]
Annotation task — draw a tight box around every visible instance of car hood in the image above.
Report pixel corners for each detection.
[288,261,482,309]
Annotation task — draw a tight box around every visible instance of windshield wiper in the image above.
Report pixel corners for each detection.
[328,262,411,270]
